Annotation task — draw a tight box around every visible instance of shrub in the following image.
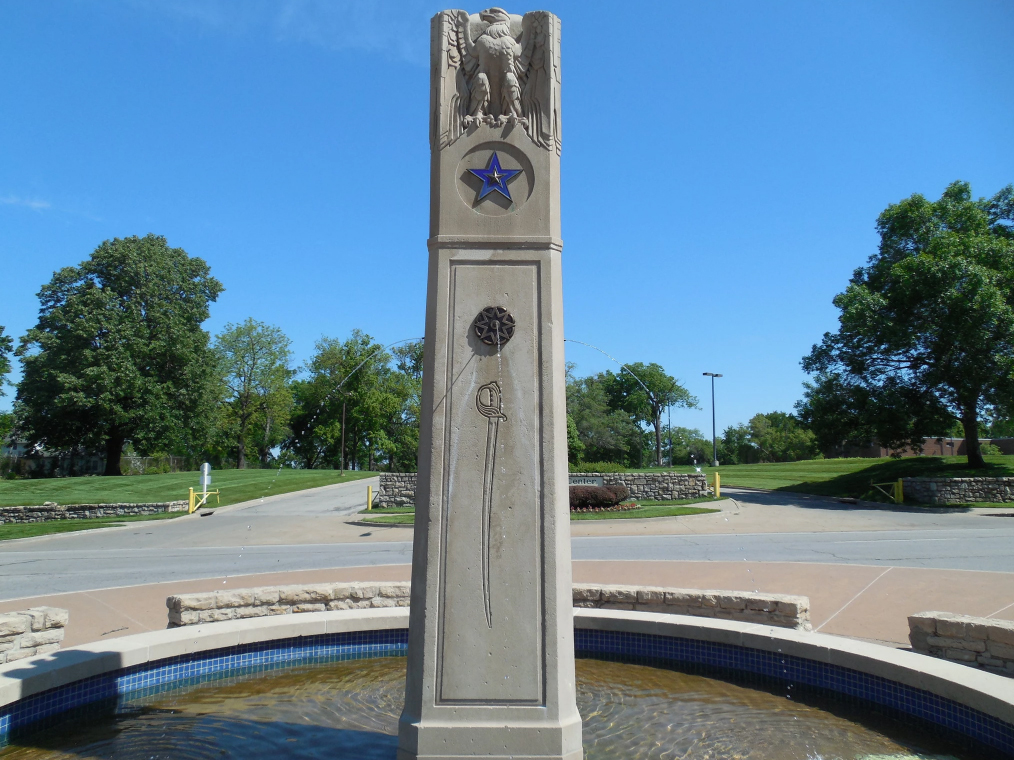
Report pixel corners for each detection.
[569,461,626,473]
[569,484,630,510]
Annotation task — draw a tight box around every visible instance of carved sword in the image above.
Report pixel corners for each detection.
[475,380,507,629]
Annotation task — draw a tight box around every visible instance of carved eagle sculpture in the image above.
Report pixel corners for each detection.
[432,7,561,155]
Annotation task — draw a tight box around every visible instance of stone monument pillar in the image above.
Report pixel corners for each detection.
[398,8,581,760]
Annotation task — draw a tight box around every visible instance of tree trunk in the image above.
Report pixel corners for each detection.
[103,433,125,476]
[653,412,663,467]
[237,439,246,470]
[960,409,986,469]
[260,414,273,466]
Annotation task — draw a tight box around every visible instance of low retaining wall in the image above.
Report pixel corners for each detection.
[373,471,709,508]
[573,584,810,630]
[910,611,1014,676]
[904,477,1014,504]
[167,582,809,630]
[0,502,187,524]
[0,608,68,664]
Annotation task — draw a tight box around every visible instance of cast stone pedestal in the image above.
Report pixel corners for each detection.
[397,8,581,760]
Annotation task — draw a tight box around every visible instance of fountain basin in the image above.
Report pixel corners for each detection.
[0,608,1011,756]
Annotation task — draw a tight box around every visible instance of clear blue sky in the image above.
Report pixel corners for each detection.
[2,1,1012,437]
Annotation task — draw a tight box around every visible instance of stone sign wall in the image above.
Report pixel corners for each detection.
[903,477,1014,504]
[0,502,188,524]
[166,582,809,631]
[374,471,709,509]
[909,611,1014,677]
[0,607,68,664]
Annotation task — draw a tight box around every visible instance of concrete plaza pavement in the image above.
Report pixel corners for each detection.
[0,482,1011,650]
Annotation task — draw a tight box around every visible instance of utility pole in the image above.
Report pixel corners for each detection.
[340,400,346,475]
[702,372,723,467]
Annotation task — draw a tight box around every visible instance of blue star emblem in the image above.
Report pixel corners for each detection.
[468,152,521,201]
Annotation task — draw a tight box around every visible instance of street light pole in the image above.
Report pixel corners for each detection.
[702,372,723,467]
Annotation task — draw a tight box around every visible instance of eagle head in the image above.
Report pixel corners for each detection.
[479,7,511,24]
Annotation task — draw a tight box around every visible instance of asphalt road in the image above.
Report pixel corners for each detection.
[1,481,1011,600]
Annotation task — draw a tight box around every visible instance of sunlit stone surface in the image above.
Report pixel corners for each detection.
[398,7,578,760]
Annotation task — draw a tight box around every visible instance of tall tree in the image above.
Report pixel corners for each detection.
[214,319,294,469]
[566,370,642,466]
[385,340,424,471]
[746,411,819,463]
[285,331,404,471]
[14,235,223,475]
[803,181,1014,468]
[0,326,12,397]
[602,362,698,467]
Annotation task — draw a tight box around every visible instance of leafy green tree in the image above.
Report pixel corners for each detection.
[657,425,713,466]
[285,331,415,471]
[796,373,951,457]
[803,181,1014,468]
[214,319,294,469]
[747,411,819,462]
[0,326,12,397]
[566,370,643,466]
[385,340,424,471]
[14,235,223,475]
[602,363,698,467]
[566,414,584,464]
[719,423,755,465]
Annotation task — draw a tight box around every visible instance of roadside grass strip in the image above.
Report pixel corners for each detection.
[0,511,185,541]
[0,469,376,508]
[624,455,1014,499]
[357,497,721,525]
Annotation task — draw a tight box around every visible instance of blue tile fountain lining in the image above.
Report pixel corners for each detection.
[1,626,1011,757]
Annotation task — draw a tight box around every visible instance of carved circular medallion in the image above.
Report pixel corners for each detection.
[473,306,516,346]
[456,142,534,216]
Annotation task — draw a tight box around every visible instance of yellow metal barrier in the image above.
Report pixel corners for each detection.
[367,485,373,511]
[188,486,220,514]
[714,473,720,499]
[871,478,904,504]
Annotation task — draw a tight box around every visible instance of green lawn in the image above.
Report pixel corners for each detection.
[357,497,722,525]
[0,511,185,541]
[630,455,1014,500]
[0,469,376,508]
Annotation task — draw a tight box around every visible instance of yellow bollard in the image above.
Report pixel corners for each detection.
[188,487,195,514]
[367,485,373,511]
[895,478,904,504]
[714,473,721,499]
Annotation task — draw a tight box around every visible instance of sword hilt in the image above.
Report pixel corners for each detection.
[476,381,507,421]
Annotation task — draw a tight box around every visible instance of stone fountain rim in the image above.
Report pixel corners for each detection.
[0,607,1012,736]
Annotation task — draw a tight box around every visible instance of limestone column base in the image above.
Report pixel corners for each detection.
[397,716,584,760]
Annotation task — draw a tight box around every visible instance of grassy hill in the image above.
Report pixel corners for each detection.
[633,455,1014,499]
[0,469,376,508]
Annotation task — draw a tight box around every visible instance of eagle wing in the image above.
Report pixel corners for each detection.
[431,10,477,150]
[519,11,561,155]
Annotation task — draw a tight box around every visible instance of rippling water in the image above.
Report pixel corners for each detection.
[1,658,965,759]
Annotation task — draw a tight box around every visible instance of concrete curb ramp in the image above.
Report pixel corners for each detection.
[0,609,1012,754]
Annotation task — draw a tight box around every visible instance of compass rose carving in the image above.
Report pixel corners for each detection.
[473,306,516,347]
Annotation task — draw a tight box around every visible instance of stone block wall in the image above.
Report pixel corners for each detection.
[373,471,710,509]
[909,611,1014,676]
[0,502,188,524]
[573,584,810,630]
[903,477,1014,504]
[596,473,709,501]
[167,582,809,630]
[167,582,412,626]
[372,473,418,508]
[0,607,68,664]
